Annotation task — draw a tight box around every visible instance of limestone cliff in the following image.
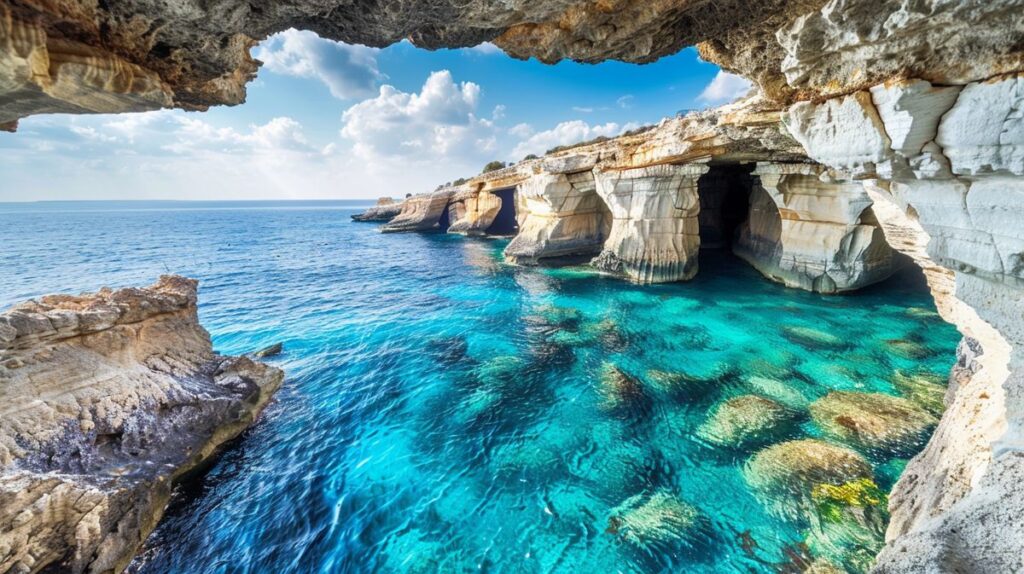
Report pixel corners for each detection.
[380,189,455,233]
[0,276,283,574]
[734,163,896,293]
[350,197,402,222]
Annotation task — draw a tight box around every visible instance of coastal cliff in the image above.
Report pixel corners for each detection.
[0,276,283,573]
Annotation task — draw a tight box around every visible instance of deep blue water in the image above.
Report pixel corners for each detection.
[0,201,960,573]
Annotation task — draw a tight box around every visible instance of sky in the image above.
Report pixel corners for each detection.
[0,31,751,201]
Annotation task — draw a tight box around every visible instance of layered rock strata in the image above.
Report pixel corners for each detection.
[734,163,896,293]
[380,189,455,233]
[783,75,1024,573]
[446,188,503,236]
[0,276,283,574]
[350,197,402,222]
[591,164,708,283]
[503,170,611,265]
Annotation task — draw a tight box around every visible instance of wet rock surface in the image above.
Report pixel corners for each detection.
[0,276,283,573]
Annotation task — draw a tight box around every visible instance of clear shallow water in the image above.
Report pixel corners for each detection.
[0,202,960,573]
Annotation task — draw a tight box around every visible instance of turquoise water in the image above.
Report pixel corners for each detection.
[0,202,960,573]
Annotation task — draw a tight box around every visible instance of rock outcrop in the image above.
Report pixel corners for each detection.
[591,164,707,284]
[782,73,1024,573]
[503,170,611,265]
[734,163,897,293]
[446,187,502,236]
[351,197,402,222]
[0,276,283,573]
[380,189,455,233]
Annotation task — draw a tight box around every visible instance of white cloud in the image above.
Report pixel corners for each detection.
[572,106,595,113]
[255,29,384,100]
[340,70,497,164]
[698,71,752,104]
[509,123,533,139]
[511,120,624,158]
[465,42,502,55]
[616,95,634,109]
[163,116,315,155]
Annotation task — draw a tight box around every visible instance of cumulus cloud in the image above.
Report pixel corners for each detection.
[698,71,753,104]
[341,70,497,163]
[511,120,625,158]
[255,29,384,100]
[164,116,315,155]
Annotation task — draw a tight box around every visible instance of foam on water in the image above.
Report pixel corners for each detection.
[0,202,961,573]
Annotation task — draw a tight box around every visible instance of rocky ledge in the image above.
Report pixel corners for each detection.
[0,276,283,574]
[350,197,402,223]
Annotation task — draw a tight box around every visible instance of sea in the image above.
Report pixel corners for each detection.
[0,201,961,573]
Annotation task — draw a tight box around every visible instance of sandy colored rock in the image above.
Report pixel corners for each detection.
[0,276,283,574]
[745,439,872,495]
[698,395,799,448]
[810,392,937,454]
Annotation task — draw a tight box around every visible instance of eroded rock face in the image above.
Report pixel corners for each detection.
[351,197,402,222]
[447,188,503,236]
[591,164,707,284]
[503,171,611,265]
[734,163,896,293]
[380,189,455,233]
[0,276,283,573]
[782,74,1024,573]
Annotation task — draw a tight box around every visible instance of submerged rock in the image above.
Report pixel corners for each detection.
[0,276,284,574]
[745,375,811,410]
[893,370,948,416]
[745,439,872,497]
[606,491,705,552]
[697,395,800,448]
[782,326,848,350]
[885,338,936,360]
[598,363,649,414]
[810,391,938,454]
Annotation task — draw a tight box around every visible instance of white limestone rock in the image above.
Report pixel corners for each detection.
[734,163,896,293]
[591,164,707,284]
[503,171,610,264]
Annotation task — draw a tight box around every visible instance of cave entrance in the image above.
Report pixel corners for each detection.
[697,163,755,250]
[485,188,519,236]
[437,201,452,232]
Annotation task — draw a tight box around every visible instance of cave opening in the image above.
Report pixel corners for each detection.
[697,163,756,250]
[437,201,451,232]
[485,188,519,236]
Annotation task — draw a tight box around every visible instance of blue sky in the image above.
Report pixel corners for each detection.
[0,33,751,201]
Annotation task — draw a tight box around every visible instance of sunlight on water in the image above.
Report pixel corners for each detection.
[0,203,960,573]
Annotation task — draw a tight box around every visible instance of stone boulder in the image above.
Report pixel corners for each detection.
[809,392,938,454]
[697,395,800,448]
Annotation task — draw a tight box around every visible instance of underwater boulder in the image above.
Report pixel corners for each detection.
[426,336,469,366]
[598,363,650,415]
[745,375,811,410]
[697,395,800,448]
[645,364,738,402]
[805,478,890,572]
[782,326,847,350]
[473,355,527,388]
[893,370,948,416]
[885,338,935,360]
[606,490,706,553]
[809,391,938,454]
[744,439,872,497]
[571,435,659,498]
